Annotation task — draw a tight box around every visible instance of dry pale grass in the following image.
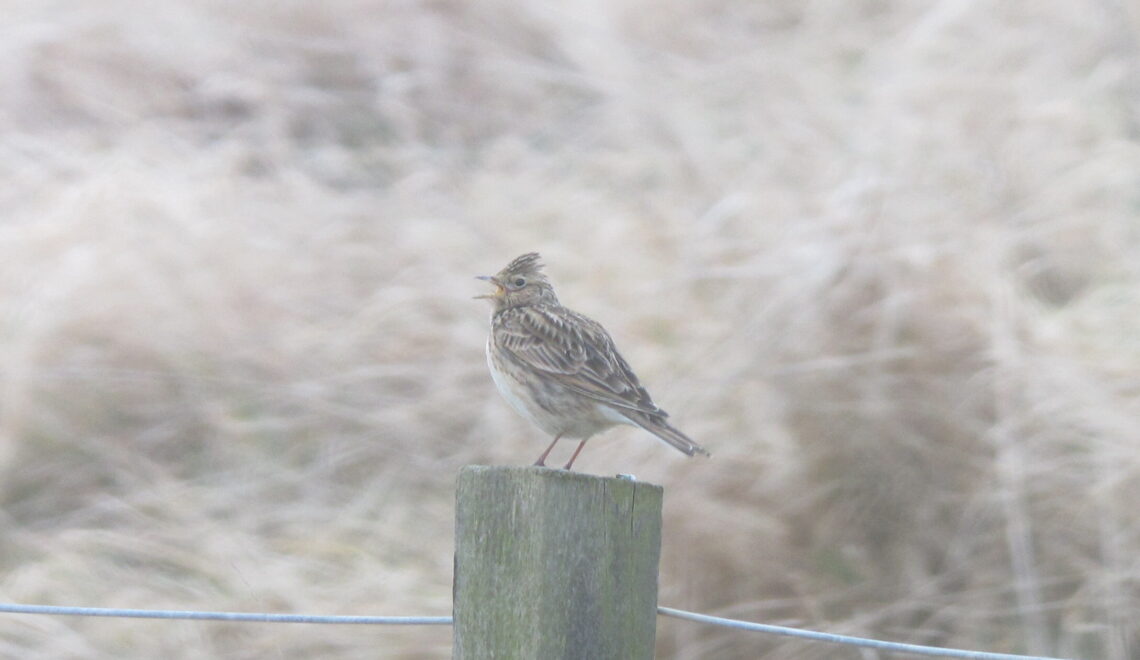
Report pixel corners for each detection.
[1,1,1139,658]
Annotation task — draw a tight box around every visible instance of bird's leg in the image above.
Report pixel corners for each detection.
[533,434,562,467]
[562,438,589,471]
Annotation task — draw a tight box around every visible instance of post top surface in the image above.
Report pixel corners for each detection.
[458,464,663,494]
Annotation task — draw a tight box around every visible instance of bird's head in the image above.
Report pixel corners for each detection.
[476,252,559,310]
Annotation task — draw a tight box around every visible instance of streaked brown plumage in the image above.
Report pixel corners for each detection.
[476,252,709,470]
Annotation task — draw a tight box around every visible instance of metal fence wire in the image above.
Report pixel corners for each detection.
[0,602,1072,660]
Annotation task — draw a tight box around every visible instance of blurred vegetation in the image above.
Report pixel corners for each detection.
[1,1,1138,658]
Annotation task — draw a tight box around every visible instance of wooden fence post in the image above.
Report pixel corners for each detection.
[453,465,663,659]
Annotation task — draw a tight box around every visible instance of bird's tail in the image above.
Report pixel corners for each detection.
[626,412,710,458]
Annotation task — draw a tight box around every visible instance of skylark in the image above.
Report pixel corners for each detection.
[477,252,709,470]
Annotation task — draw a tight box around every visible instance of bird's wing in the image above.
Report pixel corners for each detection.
[494,305,666,417]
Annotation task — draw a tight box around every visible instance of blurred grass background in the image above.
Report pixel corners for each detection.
[1,1,1138,658]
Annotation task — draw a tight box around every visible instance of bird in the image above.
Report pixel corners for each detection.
[476,252,709,470]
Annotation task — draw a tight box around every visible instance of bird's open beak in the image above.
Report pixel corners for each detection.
[474,275,504,300]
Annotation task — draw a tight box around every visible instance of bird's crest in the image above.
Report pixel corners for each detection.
[503,252,544,278]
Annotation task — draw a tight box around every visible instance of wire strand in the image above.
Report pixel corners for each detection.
[657,606,1070,660]
[0,603,450,625]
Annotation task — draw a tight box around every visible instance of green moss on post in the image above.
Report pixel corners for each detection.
[453,465,663,660]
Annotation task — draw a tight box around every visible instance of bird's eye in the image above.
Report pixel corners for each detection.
[511,277,526,288]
